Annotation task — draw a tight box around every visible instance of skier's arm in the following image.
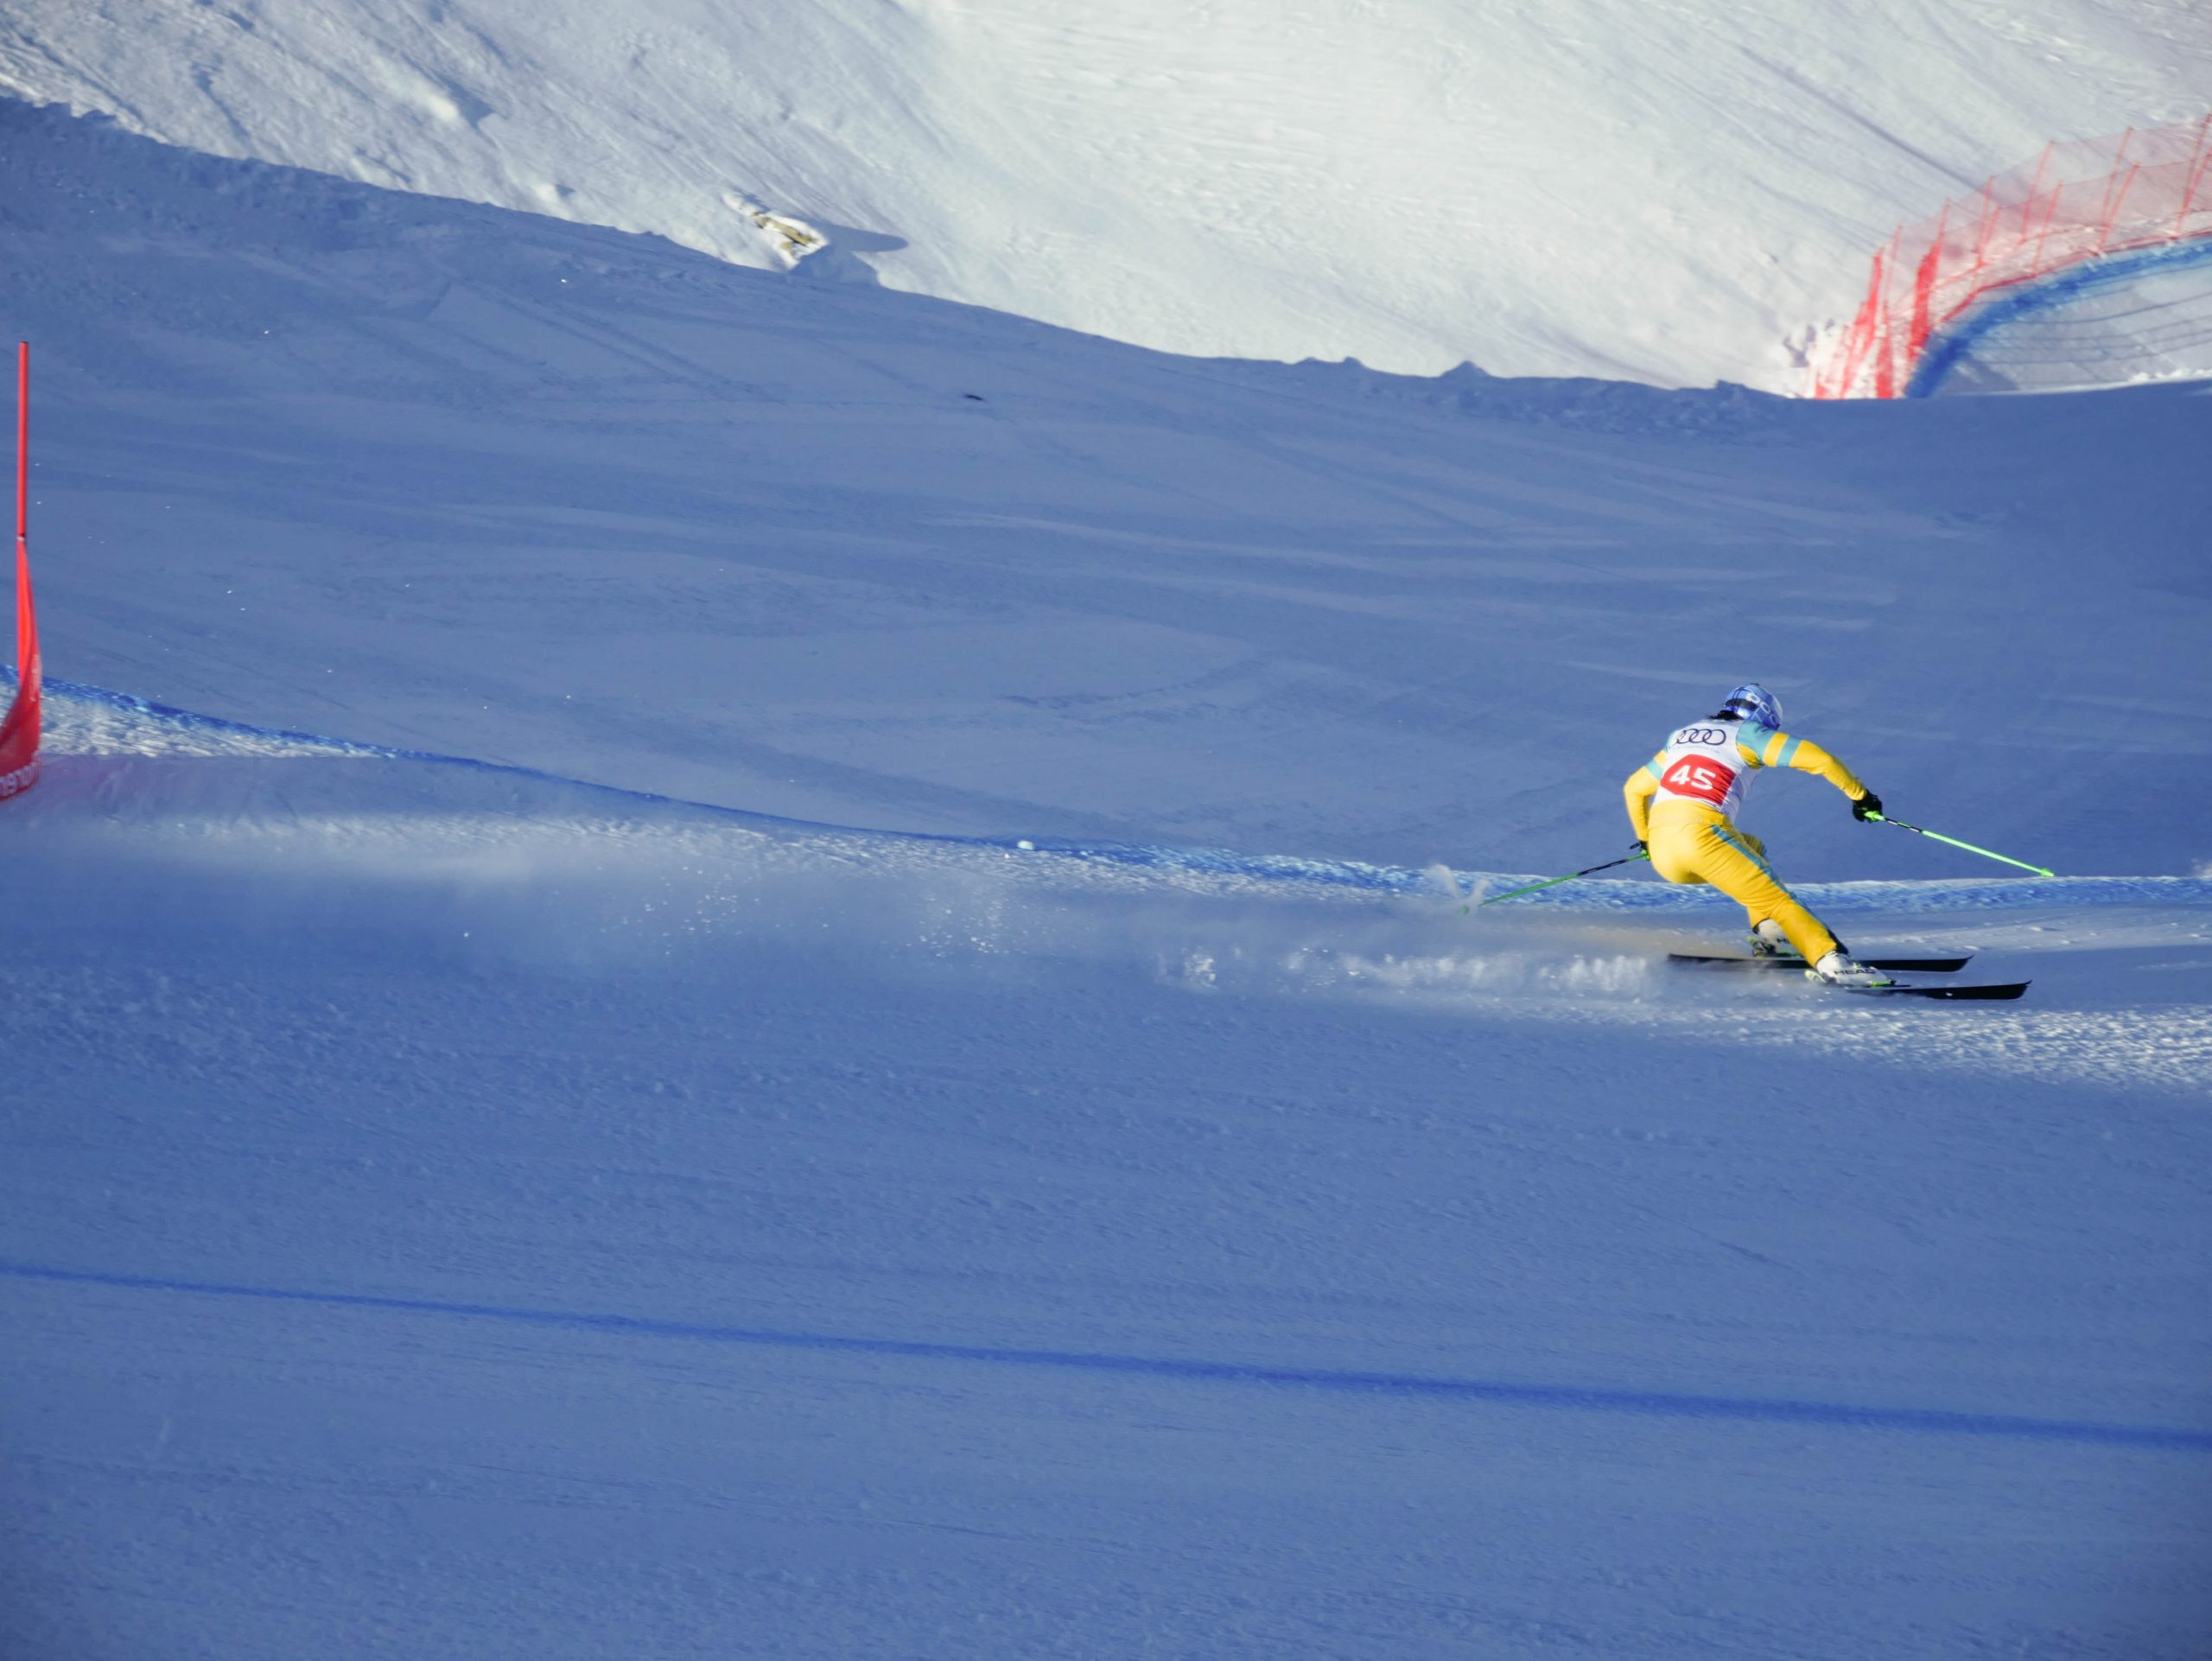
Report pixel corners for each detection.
[1737,726,1872,803]
[1623,751,1666,841]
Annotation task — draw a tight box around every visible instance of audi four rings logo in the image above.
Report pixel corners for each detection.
[1679,727,1730,744]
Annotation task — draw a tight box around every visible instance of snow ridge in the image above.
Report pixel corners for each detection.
[44,677,2212,913]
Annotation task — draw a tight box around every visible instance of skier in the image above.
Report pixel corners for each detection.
[1623,683,1891,988]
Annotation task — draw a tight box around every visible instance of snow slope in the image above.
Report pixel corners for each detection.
[4,0,2209,388]
[6,683,2212,1660]
[3,92,2211,1661]
[5,104,2210,881]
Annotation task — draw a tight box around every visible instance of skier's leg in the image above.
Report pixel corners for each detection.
[1692,823,1840,964]
[1732,831,1782,939]
[1643,816,1710,887]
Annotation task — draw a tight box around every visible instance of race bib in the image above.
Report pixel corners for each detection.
[1659,753,1733,805]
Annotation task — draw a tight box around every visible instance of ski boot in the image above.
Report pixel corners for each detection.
[1809,950,1896,990]
[1747,920,1791,958]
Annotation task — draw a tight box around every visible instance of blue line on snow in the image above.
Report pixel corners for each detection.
[3,1260,2207,1453]
[1908,234,2212,398]
[32,675,2212,913]
[40,674,1440,894]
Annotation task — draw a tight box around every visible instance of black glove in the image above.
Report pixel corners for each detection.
[1852,792,1884,822]
[1632,838,1649,854]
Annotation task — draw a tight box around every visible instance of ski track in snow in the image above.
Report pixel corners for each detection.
[22,675,2212,1136]
[5,1259,2209,1453]
[45,672,2212,915]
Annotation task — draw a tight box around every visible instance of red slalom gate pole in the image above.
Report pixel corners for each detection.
[1,340,42,799]
[13,341,23,551]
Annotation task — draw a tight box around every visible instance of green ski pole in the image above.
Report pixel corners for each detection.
[1464,849,1650,910]
[1867,813,2054,877]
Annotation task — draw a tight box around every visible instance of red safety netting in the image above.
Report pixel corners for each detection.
[1,340,41,800]
[1810,115,2212,398]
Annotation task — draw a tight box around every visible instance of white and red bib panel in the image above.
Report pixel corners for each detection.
[1646,719,1768,820]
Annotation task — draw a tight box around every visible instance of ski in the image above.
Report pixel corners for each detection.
[1824,979,2029,1001]
[1668,951,1974,972]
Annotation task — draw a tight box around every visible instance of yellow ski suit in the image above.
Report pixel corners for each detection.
[1623,718,1873,964]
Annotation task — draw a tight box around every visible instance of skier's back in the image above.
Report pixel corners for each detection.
[1624,683,1891,987]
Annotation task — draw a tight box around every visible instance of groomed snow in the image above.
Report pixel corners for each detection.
[3,64,2211,1661]
[6,681,2211,1659]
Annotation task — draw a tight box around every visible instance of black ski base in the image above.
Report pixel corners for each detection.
[1835,980,2029,1001]
[1666,951,2025,999]
[1668,951,1974,973]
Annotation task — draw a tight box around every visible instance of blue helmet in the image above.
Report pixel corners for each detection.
[1719,683,1783,729]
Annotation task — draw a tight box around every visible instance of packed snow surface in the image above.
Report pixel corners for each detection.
[3,83,2212,1661]
[5,0,2211,387]
[9,680,2212,1660]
